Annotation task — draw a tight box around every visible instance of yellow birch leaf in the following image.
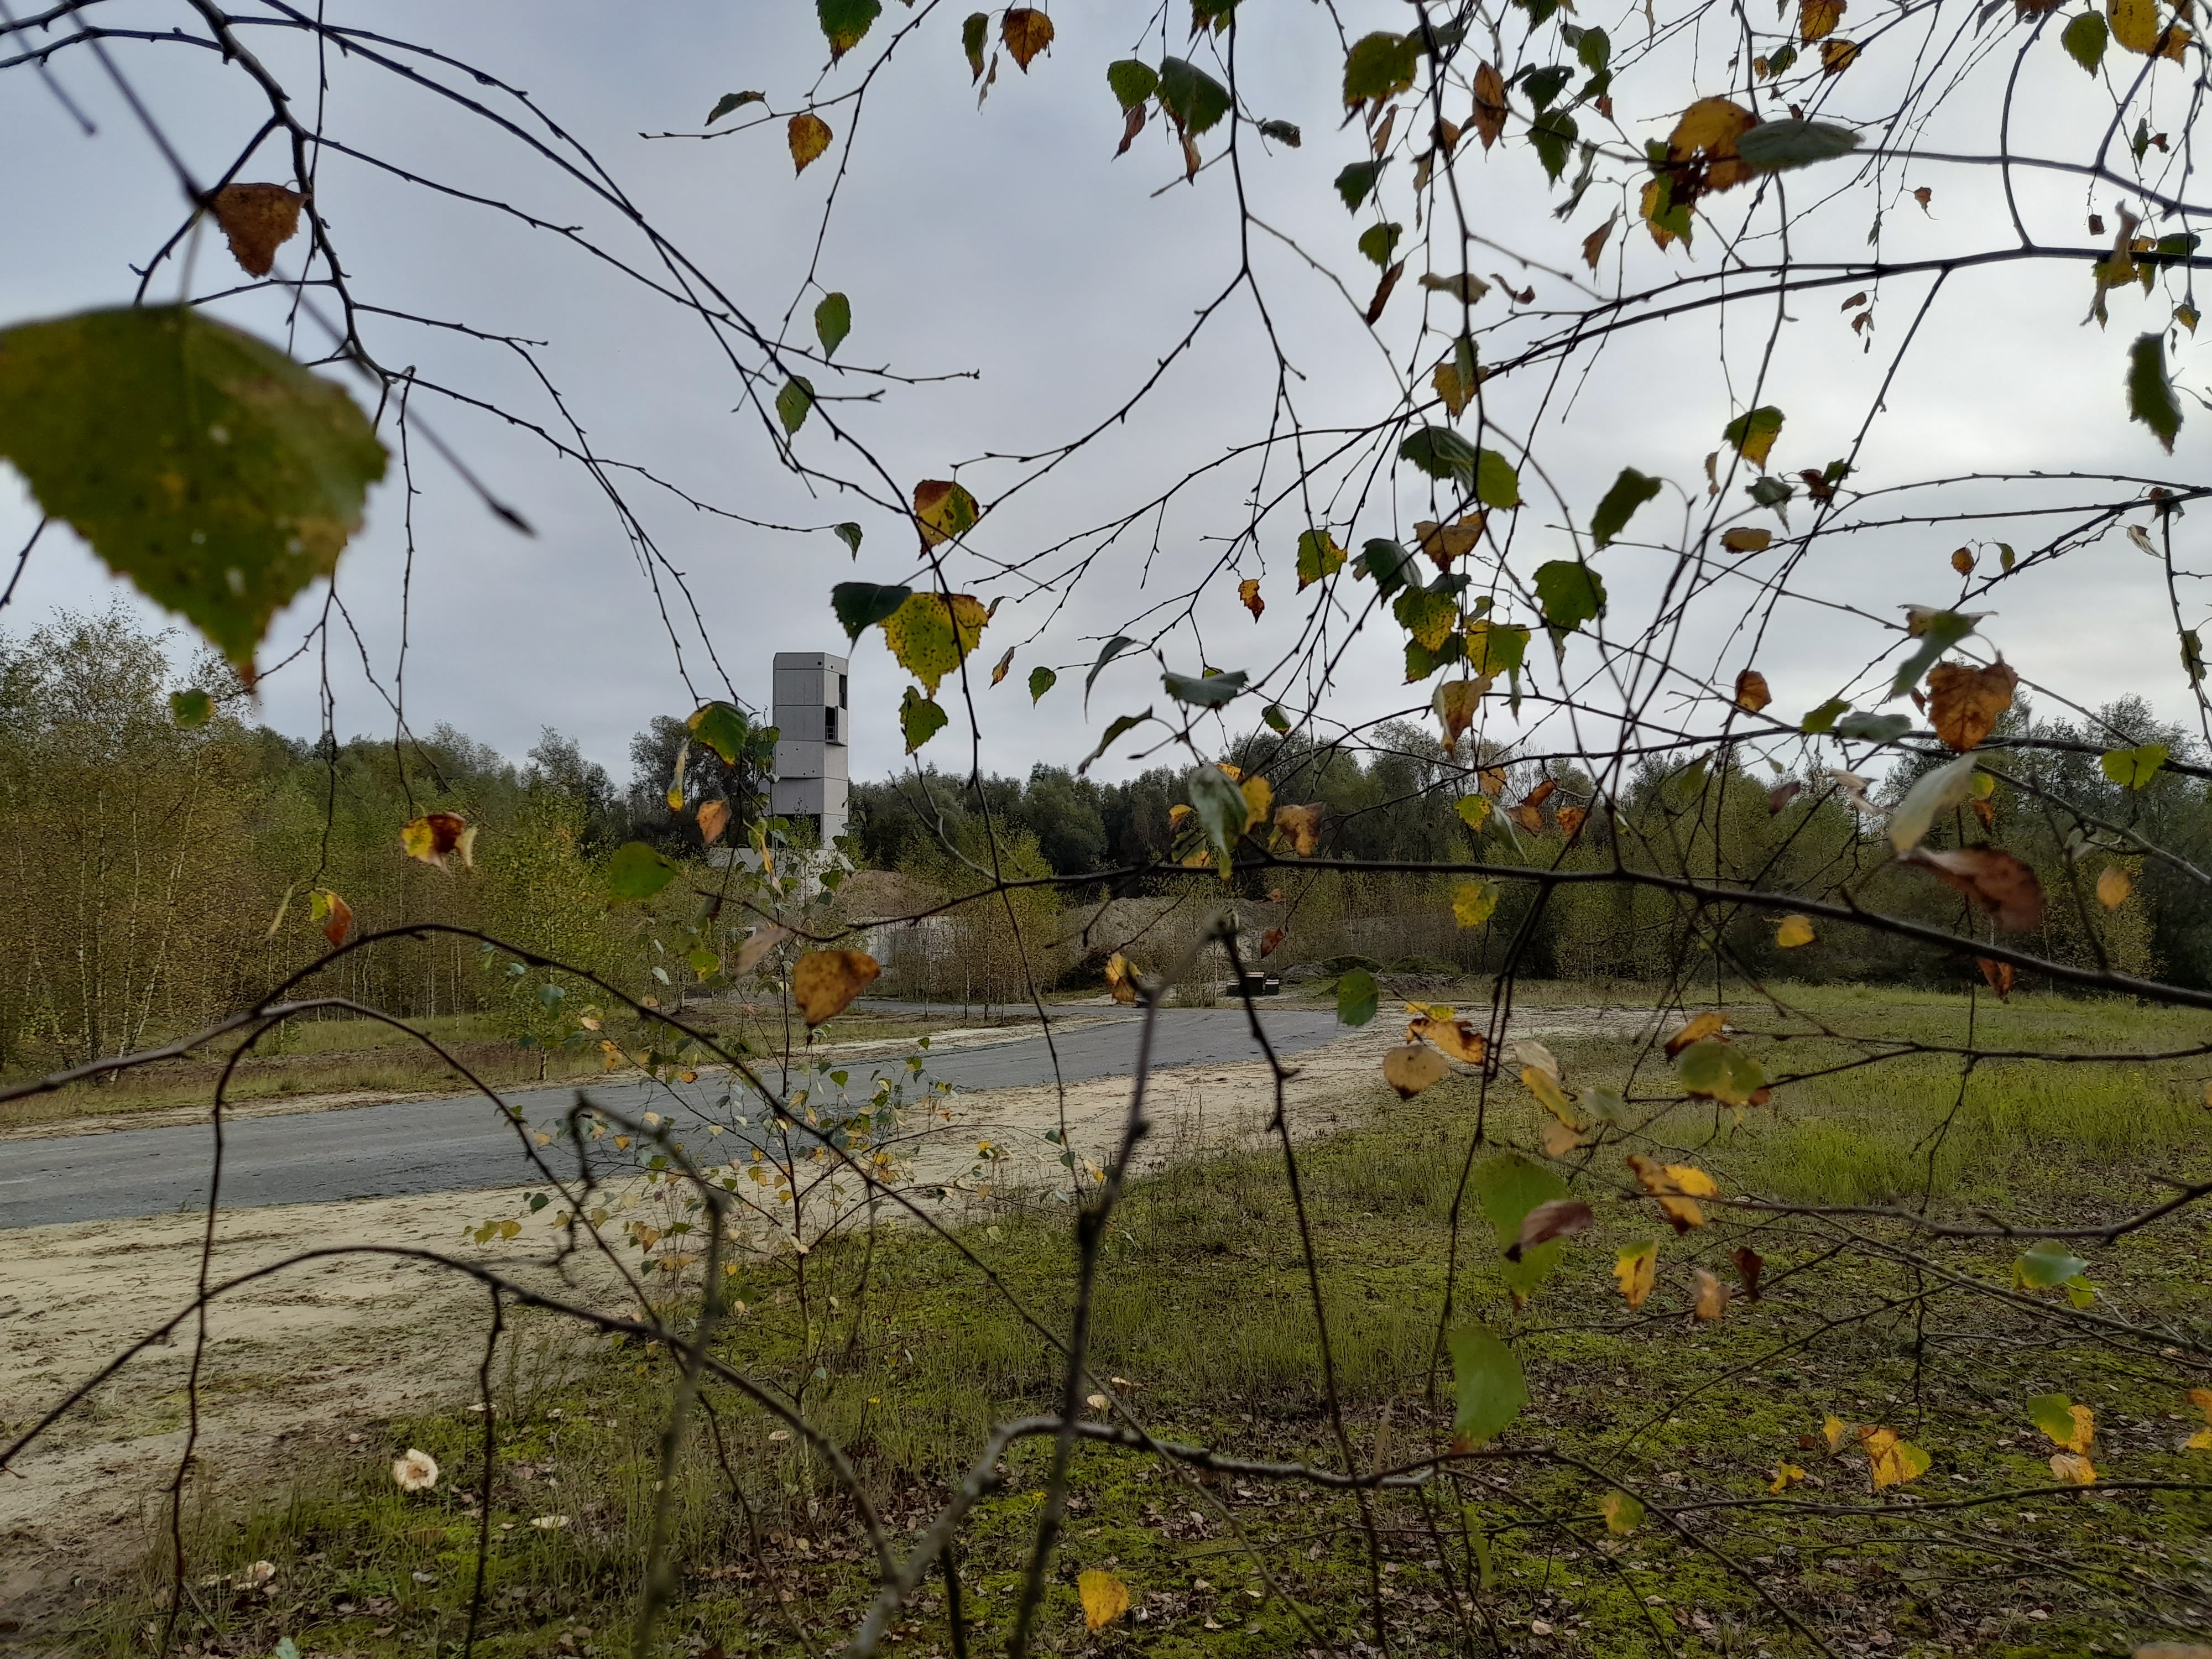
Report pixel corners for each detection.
[1599,1490,1644,1533]
[2111,0,2160,51]
[1241,775,1273,832]
[1078,1569,1130,1632]
[1768,1463,1807,1493]
[1523,1066,1581,1127]
[1860,1426,1931,1490]
[2049,1452,2098,1485]
[879,591,989,693]
[789,112,833,173]
[1776,913,1817,948]
[1820,38,1861,72]
[1823,1415,1850,1451]
[2098,865,2132,908]
[1614,1240,1657,1309]
[1665,1010,1726,1057]
[1541,1115,1589,1157]
[1453,879,1502,927]
[1801,0,1845,40]
[1384,1042,1450,1099]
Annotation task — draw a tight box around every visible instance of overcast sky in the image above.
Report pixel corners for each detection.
[3,1,2203,794]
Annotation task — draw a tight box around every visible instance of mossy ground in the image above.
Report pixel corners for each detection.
[58,984,2212,1658]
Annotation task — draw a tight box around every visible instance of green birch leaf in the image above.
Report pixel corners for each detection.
[1476,448,1521,509]
[1736,119,1861,171]
[1077,707,1151,774]
[1590,467,1662,548]
[1448,1323,1529,1447]
[687,701,754,765]
[1262,703,1291,733]
[831,581,911,639]
[608,841,681,901]
[1028,664,1057,702]
[964,13,991,79]
[2128,331,2182,452]
[1157,57,1231,135]
[1107,58,1159,109]
[1296,528,1348,589]
[706,91,766,124]
[815,293,851,357]
[1400,424,1478,483]
[776,377,815,435]
[169,688,213,728]
[1335,967,1379,1026]
[899,686,948,753]
[1343,32,1418,106]
[1164,667,1248,707]
[2100,741,2169,788]
[1473,1153,1569,1298]
[833,521,863,556]
[0,305,388,675]
[2062,11,2108,71]
[1535,560,1606,632]
[1335,160,1389,211]
[818,0,881,61]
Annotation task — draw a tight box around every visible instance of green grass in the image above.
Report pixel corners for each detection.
[54,984,2212,1657]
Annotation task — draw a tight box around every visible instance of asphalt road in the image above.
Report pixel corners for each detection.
[0,1005,1345,1229]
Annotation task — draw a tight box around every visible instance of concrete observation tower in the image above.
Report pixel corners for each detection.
[770,650,849,846]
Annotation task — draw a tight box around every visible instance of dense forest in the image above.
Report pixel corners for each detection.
[1,603,2192,1074]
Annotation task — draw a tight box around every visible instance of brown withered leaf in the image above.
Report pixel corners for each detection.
[1927,660,2016,752]
[1506,804,1543,834]
[1000,7,1054,70]
[1769,780,1803,815]
[697,799,732,847]
[1116,102,1146,156]
[1365,259,1405,326]
[793,949,880,1026]
[213,184,305,278]
[1976,954,2013,1000]
[309,887,352,949]
[1259,927,1286,957]
[1407,1015,1486,1065]
[1582,215,1616,272]
[1731,1245,1765,1301]
[1472,61,1508,149]
[401,812,477,873]
[1904,846,2046,931]
[733,922,791,973]
[1556,805,1588,841]
[1525,779,1558,810]
[1239,577,1264,620]
[1274,803,1324,856]
[1506,1198,1595,1261]
[1415,514,1485,567]
[1478,765,1508,797]
[1734,669,1772,713]
[1722,526,1772,552]
[990,645,1014,686]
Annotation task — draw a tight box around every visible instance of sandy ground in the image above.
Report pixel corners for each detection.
[0,1005,1652,1631]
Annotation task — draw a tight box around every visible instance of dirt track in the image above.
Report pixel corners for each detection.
[0,1006,1652,1630]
